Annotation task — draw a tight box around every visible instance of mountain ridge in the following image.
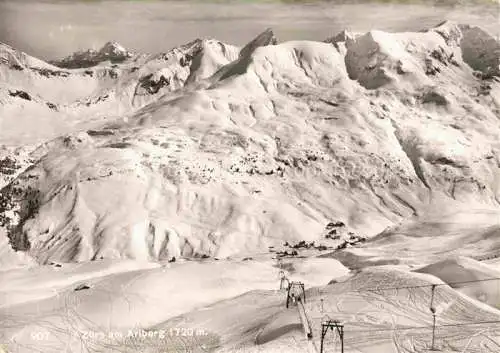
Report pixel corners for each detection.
[0,21,499,265]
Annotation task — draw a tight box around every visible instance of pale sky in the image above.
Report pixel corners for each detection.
[0,0,498,60]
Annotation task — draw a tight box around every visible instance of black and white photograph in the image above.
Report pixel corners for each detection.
[0,0,499,352]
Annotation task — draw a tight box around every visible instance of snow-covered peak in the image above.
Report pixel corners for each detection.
[210,28,277,83]
[324,30,359,45]
[430,20,464,45]
[0,42,59,70]
[1,22,500,266]
[50,41,133,69]
[98,41,130,57]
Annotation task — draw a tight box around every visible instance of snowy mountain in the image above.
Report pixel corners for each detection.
[49,41,134,69]
[1,19,500,353]
[0,21,499,266]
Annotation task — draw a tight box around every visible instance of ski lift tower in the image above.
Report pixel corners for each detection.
[286,281,306,308]
[320,317,344,353]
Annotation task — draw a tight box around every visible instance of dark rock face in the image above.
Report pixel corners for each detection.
[31,67,70,78]
[459,25,500,78]
[46,102,57,110]
[137,73,171,95]
[239,28,278,59]
[323,30,357,49]
[9,90,31,101]
[422,90,449,106]
[10,63,24,71]
[216,28,278,82]
[0,157,18,175]
[326,221,345,229]
[0,180,40,252]
[74,284,91,291]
